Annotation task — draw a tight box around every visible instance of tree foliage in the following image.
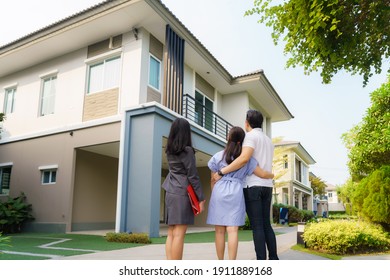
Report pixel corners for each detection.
[309,175,326,196]
[342,77,390,180]
[337,179,358,215]
[246,0,390,86]
[272,137,290,187]
[351,166,390,227]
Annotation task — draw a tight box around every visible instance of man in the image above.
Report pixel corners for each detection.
[214,109,278,260]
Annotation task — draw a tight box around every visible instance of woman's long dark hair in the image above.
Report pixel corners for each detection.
[223,126,245,164]
[166,118,193,155]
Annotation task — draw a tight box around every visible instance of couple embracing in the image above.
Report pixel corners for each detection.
[162,110,278,260]
[207,109,279,260]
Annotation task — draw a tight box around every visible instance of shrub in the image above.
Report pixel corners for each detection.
[303,219,390,255]
[105,232,151,244]
[238,215,251,230]
[0,193,34,234]
[272,203,314,224]
[352,166,390,228]
[328,213,358,220]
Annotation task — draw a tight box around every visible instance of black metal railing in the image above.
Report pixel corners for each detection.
[182,94,233,140]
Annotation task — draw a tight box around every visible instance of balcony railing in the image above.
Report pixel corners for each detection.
[182,94,233,140]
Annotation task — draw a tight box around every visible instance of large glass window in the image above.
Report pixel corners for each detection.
[87,56,121,94]
[148,55,161,91]
[4,87,16,114]
[0,166,12,195]
[195,90,213,131]
[40,76,56,116]
[295,158,302,182]
[294,158,308,185]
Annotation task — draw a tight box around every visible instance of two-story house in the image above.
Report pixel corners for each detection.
[325,183,345,212]
[0,0,293,237]
[273,141,315,211]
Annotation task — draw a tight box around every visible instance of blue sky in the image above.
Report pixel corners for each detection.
[1,0,388,185]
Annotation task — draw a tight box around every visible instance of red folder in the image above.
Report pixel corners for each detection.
[187,184,200,215]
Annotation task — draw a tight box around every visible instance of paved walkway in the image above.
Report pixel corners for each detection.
[60,226,390,260]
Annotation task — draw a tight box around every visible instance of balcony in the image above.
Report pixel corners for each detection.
[182,94,233,140]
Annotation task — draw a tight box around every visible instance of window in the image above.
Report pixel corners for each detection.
[87,56,121,94]
[0,166,12,195]
[41,169,57,185]
[148,54,161,91]
[40,76,57,116]
[295,157,309,185]
[4,87,16,114]
[39,165,58,185]
[295,158,302,182]
[195,90,213,131]
[283,155,288,169]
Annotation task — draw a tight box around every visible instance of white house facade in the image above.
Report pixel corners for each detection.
[325,183,345,212]
[273,141,316,211]
[0,0,293,237]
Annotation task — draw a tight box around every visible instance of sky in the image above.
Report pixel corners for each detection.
[0,0,388,186]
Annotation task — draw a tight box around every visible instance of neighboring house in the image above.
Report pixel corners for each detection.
[325,183,345,212]
[0,0,293,237]
[273,141,316,211]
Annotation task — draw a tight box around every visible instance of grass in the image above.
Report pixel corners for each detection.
[0,233,145,260]
[0,229,290,260]
[0,230,255,260]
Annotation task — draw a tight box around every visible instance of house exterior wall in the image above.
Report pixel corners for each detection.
[83,88,119,121]
[0,48,87,138]
[221,92,249,128]
[0,121,121,232]
[71,149,118,231]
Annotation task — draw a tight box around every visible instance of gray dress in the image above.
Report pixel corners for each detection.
[162,146,204,225]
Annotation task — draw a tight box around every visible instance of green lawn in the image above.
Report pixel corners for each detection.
[0,233,144,260]
[0,230,255,260]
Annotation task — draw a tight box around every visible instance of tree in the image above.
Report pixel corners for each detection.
[246,0,390,86]
[351,166,390,228]
[337,178,358,215]
[341,77,390,181]
[309,175,326,196]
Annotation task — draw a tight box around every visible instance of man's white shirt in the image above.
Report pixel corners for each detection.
[243,128,274,187]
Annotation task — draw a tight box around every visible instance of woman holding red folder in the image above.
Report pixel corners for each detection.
[162,118,206,260]
[207,126,274,260]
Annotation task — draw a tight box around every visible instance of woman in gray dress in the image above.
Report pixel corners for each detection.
[162,118,205,260]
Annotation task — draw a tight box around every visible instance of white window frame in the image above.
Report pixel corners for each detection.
[0,163,13,196]
[85,50,122,95]
[39,74,57,116]
[3,86,16,114]
[39,165,58,185]
[294,155,309,185]
[148,54,161,91]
